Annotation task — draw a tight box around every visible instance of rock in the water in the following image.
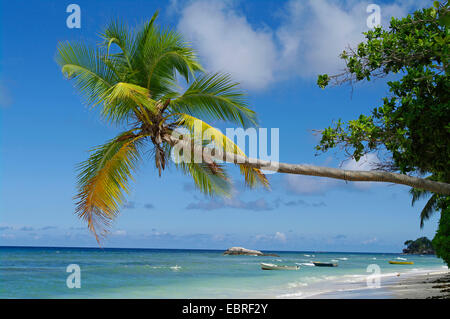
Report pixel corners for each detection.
[223,247,279,257]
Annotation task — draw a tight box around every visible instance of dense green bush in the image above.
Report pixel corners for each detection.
[432,201,450,265]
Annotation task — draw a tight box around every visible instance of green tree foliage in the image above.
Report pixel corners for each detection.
[316,1,449,179]
[432,198,450,265]
[316,1,449,263]
[402,236,435,254]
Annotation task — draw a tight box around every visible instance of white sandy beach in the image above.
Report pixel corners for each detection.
[303,269,450,299]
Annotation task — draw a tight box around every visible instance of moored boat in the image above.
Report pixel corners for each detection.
[312,261,338,267]
[388,261,414,265]
[260,263,300,270]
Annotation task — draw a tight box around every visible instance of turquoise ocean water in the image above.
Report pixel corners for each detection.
[0,246,447,298]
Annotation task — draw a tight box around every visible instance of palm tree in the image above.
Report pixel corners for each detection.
[57,13,450,242]
[410,188,439,228]
[56,13,268,242]
[409,175,442,228]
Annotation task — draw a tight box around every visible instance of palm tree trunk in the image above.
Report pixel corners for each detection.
[166,136,450,195]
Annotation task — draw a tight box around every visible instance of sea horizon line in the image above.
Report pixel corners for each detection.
[0,245,406,255]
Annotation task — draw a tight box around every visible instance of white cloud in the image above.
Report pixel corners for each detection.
[274,231,287,243]
[276,0,367,77]
[178,0,277,90]
[176,0,428,90]
[186,196,276,211]
[362,237,378,244]
[111,229,127,236]
[341,153,381,189]
[285,174,339,195]
[341,153,381,171]
[0,233,15,239]
[276,0,429,77]
[285,153,381,194]
[254,231,287,243]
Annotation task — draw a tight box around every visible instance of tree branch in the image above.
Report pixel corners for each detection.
[166,135,450,195]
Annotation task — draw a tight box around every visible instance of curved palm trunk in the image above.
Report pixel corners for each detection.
[166,135,450,195]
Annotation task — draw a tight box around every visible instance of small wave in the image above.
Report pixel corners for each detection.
[297,262,314,266]
[396,257,407,260]
[331,259,339,262]
[277,291,304,298]
[287,282,308,288]
[276,259,282,262]
[338,257,348,260]
[170,265,181,271]
[304,254,311,257]
[323,276,338,280]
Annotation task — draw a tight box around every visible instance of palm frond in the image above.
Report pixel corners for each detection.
[409,174,440,228]
[56,41,118,107]
[100,82,156,123]
[176,114,269,189]
[134,11,159,54]
[239,164,270,189]
[100,19,135,70]
[177,160,231,197]
[139,27,202,99]
[419,194,439,228]
[75,132,145,242]
[409,187,431,206]
[177,113,242,155]
[171,73,257,128]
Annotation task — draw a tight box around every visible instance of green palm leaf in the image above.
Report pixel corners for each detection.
[410,187,431,206]
[100,82,156,124]
[419,194,439,228]
[100,19,135,71]
[177,161,231,197]
[56,41,118,107]
[409,175,440,228]
[171,73,257,128]
[176,113,268,188]
[141,28,202,99]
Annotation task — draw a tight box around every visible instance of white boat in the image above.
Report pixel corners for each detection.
[260,263,300,270]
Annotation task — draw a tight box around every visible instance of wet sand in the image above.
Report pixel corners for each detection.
[306,270,449,299]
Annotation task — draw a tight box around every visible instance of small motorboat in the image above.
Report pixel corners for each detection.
[388,261,414,265]
[260,263,300,270]
[312,261,338,267]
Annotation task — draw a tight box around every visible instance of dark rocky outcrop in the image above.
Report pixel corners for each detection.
[223,247,279,257]
[402,237,435,255]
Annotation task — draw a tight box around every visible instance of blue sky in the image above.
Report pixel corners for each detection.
[0,0,438,252]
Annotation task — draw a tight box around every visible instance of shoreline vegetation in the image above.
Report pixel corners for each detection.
[402,237,435,255]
